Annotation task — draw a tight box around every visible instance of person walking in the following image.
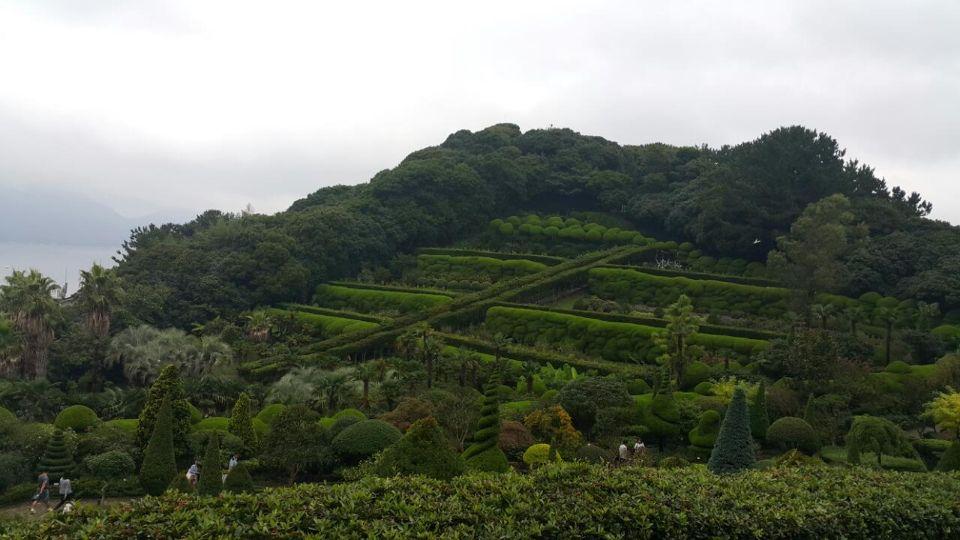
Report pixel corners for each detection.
[29,471,50,513]
[617,441,630,464]
[228,454,239,471]
[633,438,646,455]
[53,476,73,511]
[187,461,200,487]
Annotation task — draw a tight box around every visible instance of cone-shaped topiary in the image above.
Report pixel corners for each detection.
[36,429,74,477]
[463,383,509,472]
[196,433,222,496]
[227,393,257,453]
[749,382,769,441]
[708,387,755,474]
[937,441,960,472]
[375,417,465,480]
[139,396,177,495]
[137,365,191,459]
[223,462,254,493]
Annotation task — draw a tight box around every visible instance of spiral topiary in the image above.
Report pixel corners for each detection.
[462,383,509,472]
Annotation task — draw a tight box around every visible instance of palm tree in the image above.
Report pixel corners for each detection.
[352,361,379,409]
[78,264,124,339]
[0,270,61,379]
[492,333,513,378]
[811,304,835,330]
[245,310,273,343]
[420,333,444,389]
[521,360,541,394]
[660,294,700,387]
[315,368,353,412]
[395,330,419,362]
[874,306,901,365]
[843,305,867,336]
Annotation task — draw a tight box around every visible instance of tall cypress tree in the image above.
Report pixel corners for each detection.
[708,388,755,474]
[139,396,177,495]
[227,392,257,453]
[196,433,222,496]
[136,365,191,458]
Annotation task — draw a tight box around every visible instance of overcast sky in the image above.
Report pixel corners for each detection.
[0,0,957,224]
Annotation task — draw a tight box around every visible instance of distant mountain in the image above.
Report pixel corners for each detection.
[0,186,195,246]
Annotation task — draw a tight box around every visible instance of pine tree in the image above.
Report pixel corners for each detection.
[708,388,755,474]
[36,429,74,477]
[196,433,222,496]
[136,365,191,458]
[139,396,177,495]
[228,392,257,452]
[749,382,770,441]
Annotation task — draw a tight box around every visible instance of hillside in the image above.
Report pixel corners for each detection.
[2,124,960,537]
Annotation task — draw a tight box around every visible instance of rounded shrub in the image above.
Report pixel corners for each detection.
[224,462,255,493]
[693,382,714,395]
[575,444,608,464]
[522,444,552,468]
[498,421,534,461]
[104,418,138,434]
[689,410,721,449]
[256,404,286,426]
[937,441,960,472]
[333,408,367,422]
[193,417,230,432]
[84,450,136,479]
[376,417,465,480]
[766,417,820,454]
[332,420,402,464]
[54,405,100,432]
[682,362,714,389]
[626,379,651,395]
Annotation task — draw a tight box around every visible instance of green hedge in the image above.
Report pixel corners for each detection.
[266,308,380,336]
[588,267,790,318]
[12,465,960,538]
[313,284,452,315]
[417,247,566,266]
[485,306,768,363]
[331,420,402,464]
[280,303,389,324]
[417,254,548,282]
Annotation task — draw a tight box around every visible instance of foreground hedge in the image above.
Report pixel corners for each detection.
[9,464,960,538]
[486,306,768,363]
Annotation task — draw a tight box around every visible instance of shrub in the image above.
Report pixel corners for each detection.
[332,420,402,464]
[256,404,286,426]
[0,406,15,426]
[85,450,136,479]
[313,284,452,315]
[171,472,194,494]
[846,415,919,466]
[334,408,368,422]
[558,377,631,435]
[37,429,74,477]
[266,308,379,337]
[708,388,755,474]
[137,365,191,459]
[498,421,534,461]
[54,405,101,432]
[575,444,608,463]
[465,447,510,473]
[682,362,714,389]
[938,441,960,472]
[524,405,583,451]
[139,396,177,496]
[104,418,138,434]
[749,383,770,441]
[689,410,721,450]
[766,417,820,454]
[417,255,547,283]
[194,417,230,432]
[773,449,821,468]
[196,433,222,497]
[376,417,465,480]
[522,443,552,468]
[223,463,254,493]
[0,453,29,492]
[228,393,257,453]
[885,361,913,374]
[464,385,509,472]
[658,456,690,468]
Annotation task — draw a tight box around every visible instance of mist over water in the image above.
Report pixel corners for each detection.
[0,242,117,294]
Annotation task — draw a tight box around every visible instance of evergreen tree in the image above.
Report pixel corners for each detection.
[36,429,74,477]
[136,365,191,458]
[708,388,755,474]
[749,382,770,441]
[196,433,222,496]
[139,396,177,495]
[227,392,257,452]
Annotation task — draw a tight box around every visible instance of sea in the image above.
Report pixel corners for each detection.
[0,242,119,295]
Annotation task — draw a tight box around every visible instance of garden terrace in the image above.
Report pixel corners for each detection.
[279,303,391,324]
[415,254,550,285]
[9,464,960,538]
[264,308,380,337]
[313,283,454,315]
[416,247,567,266]
[484,305,770,364]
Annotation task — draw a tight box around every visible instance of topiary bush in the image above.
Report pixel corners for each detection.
[463,384,509,472]
[137,365,192,459]
[332,420,402,464]
[658,456,690,468]
[85,450,136,479]
[689,410,721,451]
[228,393,257,453]
[708,388,755,474]
[575,444,608,464]
[333,408,367,422]
[196,433,222,497]
[104,418,138,434]
[885,361,913,374]
[54,405,100,432]
[522,443,552,468]
[375,417,465,480]
[256,404,286,426]
[139,396,177,496]
[0,406,16,426]
[223,463,254,493]
[749,383,769,441]
[766,417,820,454]
[36,429,74,477]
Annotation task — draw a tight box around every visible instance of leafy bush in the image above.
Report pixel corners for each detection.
[938,441,960,472]
[689,410,721,450]
[84,450,136,479]
[10,465,960,538]
[54,405,101,432]
[463,385,509,472]
[313,284,452,315]
[557,377,631,434]
[766,417,820,454]
[522,443,552,468]
[375,417,464,480]
[575,444,608,463]
[332,420,402,464]
[885,361,913,374]
[223,463,254,493]
[0,452,29,492]
[846,416,919,466]
[658,456,690,468]
[333,408,367,422]
[197,434,222,496]
[498,421,534,461]
[228,393,257,452]
[0,406,16,426]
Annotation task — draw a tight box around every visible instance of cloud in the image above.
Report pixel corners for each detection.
[0,0,956,223]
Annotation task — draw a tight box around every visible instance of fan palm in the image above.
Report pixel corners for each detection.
[351,361,379,409]
[0,270,62,379]
[78,263,124,339]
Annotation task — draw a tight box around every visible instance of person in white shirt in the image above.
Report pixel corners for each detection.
[618,441,630,463]
[633,439,646,455]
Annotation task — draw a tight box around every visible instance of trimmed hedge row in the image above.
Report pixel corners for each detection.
[12,464,960,538]
[492,302,784,341]
[314,284,453,314]
[266,308,380,337]
[602,264,779,288]
[589,267,791,318]
[485,306,769,363]
[491,214,653,247]
[328,281,457,297]
[280,303,390,324]
[417,254,548,282]
[417,247,566,266]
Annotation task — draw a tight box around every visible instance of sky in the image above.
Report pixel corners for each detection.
[0,0,957,224]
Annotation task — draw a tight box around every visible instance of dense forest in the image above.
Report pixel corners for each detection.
[2,124,960,536]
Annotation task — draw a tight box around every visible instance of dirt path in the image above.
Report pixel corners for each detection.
[0,497,134,522]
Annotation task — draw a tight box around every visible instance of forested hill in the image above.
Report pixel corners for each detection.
[114,124,959,328]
